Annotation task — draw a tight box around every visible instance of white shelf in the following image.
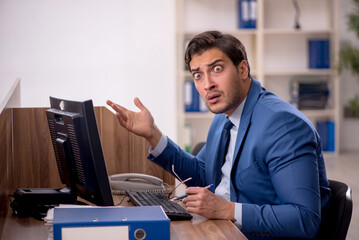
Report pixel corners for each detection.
[264,69,335,77]
[180,29,257,37]
[176,0,339,154]
[263,28,332,35]
[184,112,214,120]
[178,70,191,79]
[300,109,335,118]
[323,151,337,159]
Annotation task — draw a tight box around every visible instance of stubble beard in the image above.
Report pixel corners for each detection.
[205,89,243,115]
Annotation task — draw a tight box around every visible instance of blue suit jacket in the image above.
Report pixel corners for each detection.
[149,79,330,239]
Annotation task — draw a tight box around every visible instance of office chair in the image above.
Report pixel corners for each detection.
[317,179,353,240]
[191,142,206,156]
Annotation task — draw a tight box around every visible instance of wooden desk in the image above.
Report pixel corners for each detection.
[115,195,247,240]
[0,195,247,240]
[0,84,246,239]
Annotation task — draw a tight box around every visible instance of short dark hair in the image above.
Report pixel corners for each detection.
[184,31,251,77]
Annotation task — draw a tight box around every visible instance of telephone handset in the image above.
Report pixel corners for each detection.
[109,173,166,193]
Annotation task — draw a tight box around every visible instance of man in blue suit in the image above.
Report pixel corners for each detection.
[107,31,331,239]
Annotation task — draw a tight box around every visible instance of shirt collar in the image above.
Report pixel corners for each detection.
[227,97,247,129]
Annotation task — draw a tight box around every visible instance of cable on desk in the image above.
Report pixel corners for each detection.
[115,194,128,206]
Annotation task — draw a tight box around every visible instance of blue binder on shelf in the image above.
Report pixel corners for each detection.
[184,80,207,113]
[184,80,193,112]
[326,121,335,152]
[53,206,170,240]
[308,39,330,69]
[249,0,257,28]
[316,120,335,152]
[238,0,256,29]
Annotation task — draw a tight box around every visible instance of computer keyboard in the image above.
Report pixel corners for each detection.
[126,191,193,221]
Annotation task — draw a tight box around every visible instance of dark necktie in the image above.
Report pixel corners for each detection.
[214,118,234,188]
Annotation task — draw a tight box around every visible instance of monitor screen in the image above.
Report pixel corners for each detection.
[46,96,114,206]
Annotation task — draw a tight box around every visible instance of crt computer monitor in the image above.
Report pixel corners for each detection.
[46,96,114,206]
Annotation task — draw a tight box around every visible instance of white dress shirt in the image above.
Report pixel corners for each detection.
[215,98,246,229]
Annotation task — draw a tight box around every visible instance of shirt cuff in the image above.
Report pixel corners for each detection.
[233,202,242,229]
[148,133,168,157]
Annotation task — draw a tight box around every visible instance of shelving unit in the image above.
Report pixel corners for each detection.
[176,0,339,155]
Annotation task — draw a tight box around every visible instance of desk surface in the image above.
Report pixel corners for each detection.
[1,195,247,240]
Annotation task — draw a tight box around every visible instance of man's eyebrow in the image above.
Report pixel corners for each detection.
[207,59,224,67]
[190,59,224,72]
[190,67,200,72]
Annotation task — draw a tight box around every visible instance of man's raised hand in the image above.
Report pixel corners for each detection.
[106,98,162,148]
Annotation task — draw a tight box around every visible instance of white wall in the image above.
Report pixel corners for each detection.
[1,0,358,152]
[0,0,177,140]
[339,0,359,152]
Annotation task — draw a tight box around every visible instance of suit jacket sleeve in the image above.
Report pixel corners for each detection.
[148,137,208,187]
[241,110,323,239]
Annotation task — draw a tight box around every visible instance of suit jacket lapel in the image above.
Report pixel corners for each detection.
[207,79,263,188]
[232,79,262,165]
[209,115,227,188]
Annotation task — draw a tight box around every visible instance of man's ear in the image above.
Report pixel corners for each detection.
[238,60,249,79]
